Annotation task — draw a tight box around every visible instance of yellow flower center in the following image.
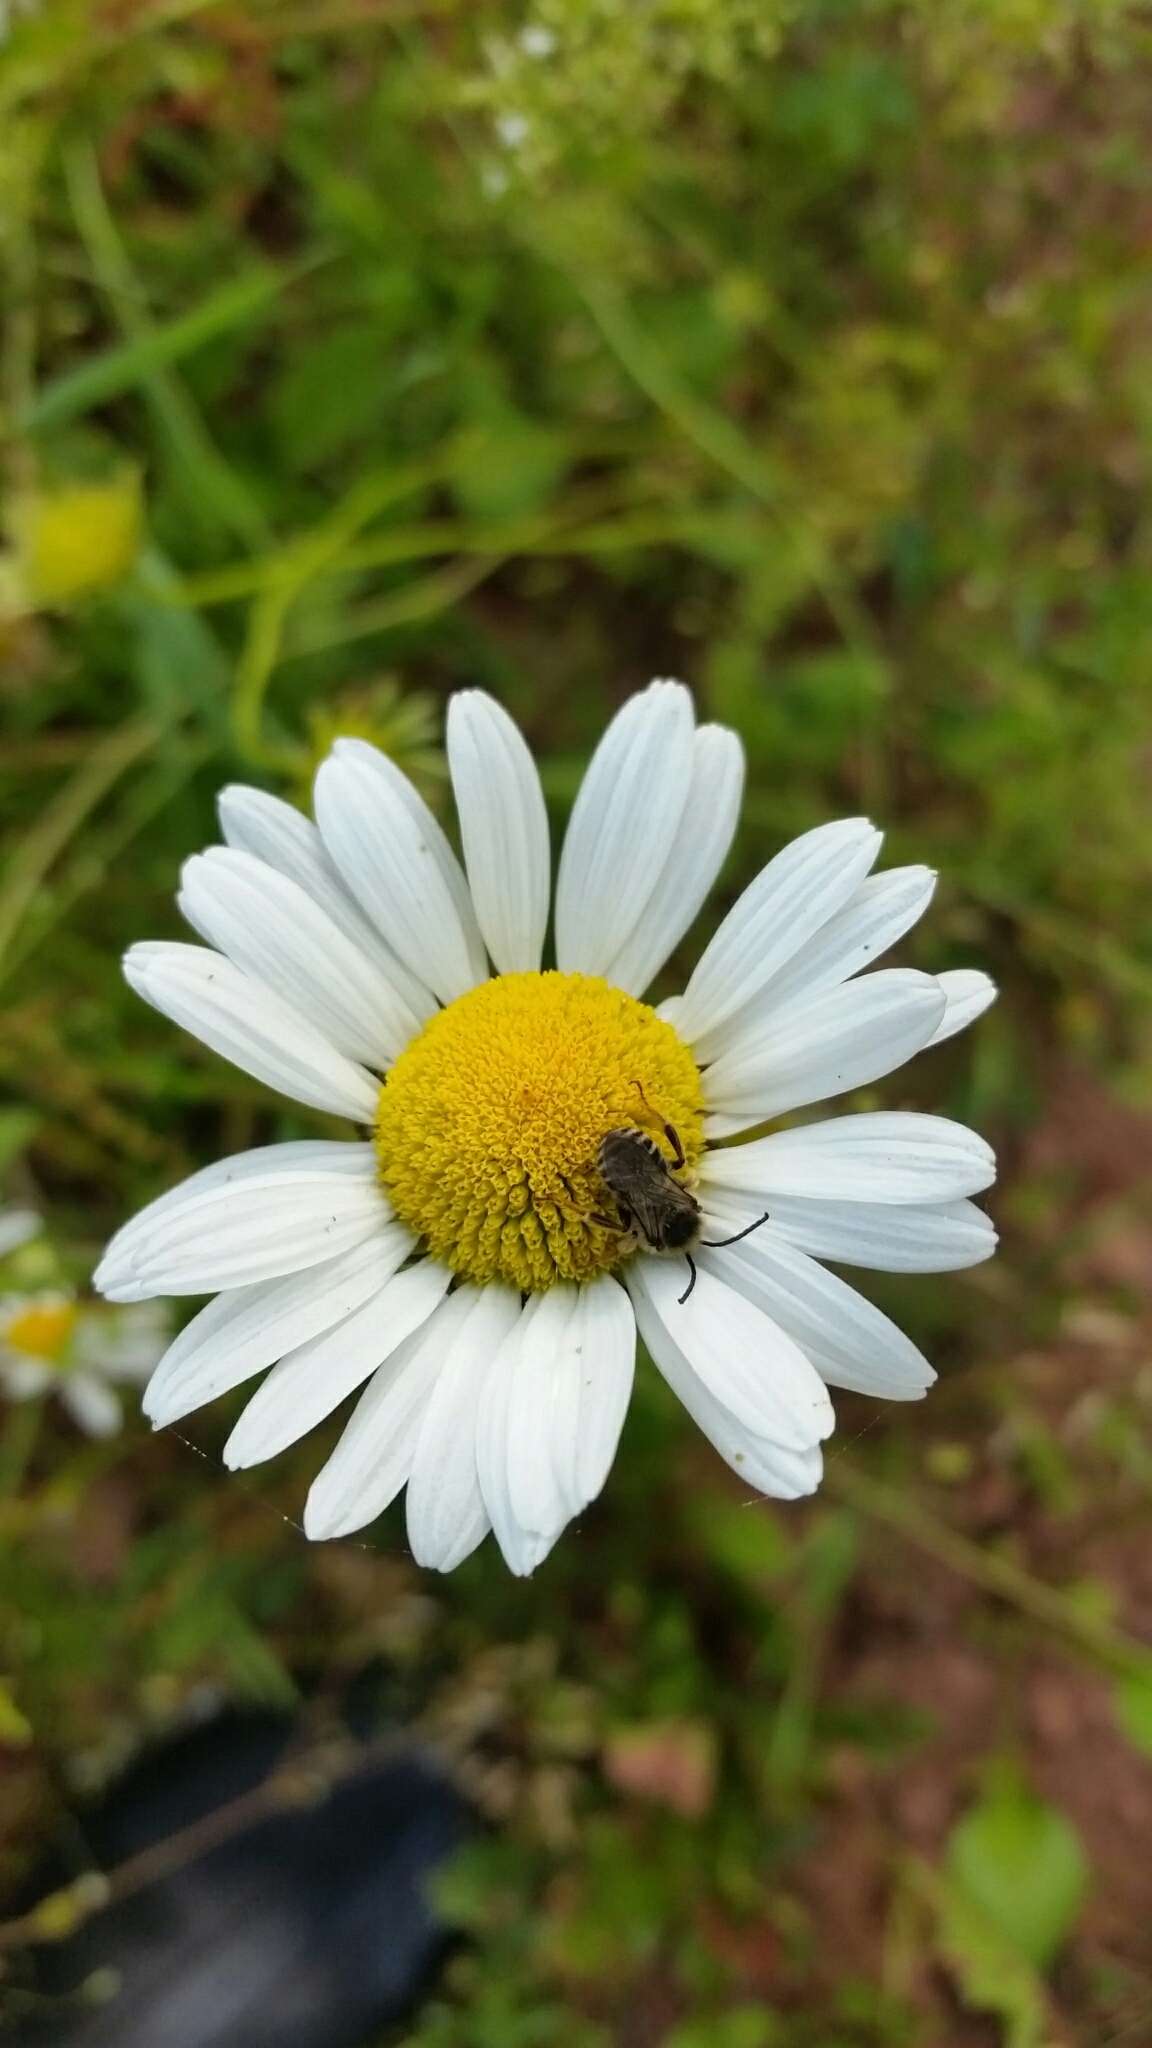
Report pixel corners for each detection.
[4,1298,79,1364]
[374,971,704,1291]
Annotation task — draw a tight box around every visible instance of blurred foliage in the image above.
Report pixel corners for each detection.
[2,0,1152,2042]
[945,1761,1088,1973]
[932,1761,1089,2046]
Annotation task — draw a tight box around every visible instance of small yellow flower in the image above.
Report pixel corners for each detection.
[10,473,142,607]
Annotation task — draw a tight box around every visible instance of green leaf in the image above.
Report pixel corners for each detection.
[449,416,567,523]
[935,1870,1050,2048]
[688,1491,791,1587]
[945,1761,1088,1971]
[22,265,300,434]
[269,325,398,473]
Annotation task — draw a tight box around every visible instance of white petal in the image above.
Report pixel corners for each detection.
[603,725,745,998]
[95,1142,376,1294]
[313,740,486,1003]
[626,1256,833,1450]
[99,1172,397,1300]
[405,1284,523,1572]
[142,1235,410,1427]
[699,866,937,1060]
[677,818,883,1053]
[123,943,380,1124]
[303,1288,476,1540]
[726,1191,996,1272]
[1,1358,50,1399]
[94,1342,164,1383]
[333,738,488,981]
[568,1275,636,1512]
[475,1297,559,1578]
[627,1288,824,1499]
[927,969,997,1046]
[447,691,550,973]
[76,1304,168,1379]
[476,1277,635,1575]
[179,848,421,1066]
[0,1210,41,1257]
[224,1256,451,1469]
[703,970,947,1138]
[698,1225,934,1399]
[700,1112,996,1205]
[218,783,436,1022]
[555,680,696,975]
[62,1373,122,1438]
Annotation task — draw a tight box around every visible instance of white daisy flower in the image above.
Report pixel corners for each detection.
[0,1291,169,1438]
[95,682,996,1574]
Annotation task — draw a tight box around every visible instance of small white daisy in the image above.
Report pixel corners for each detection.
[0,1290,169,1438]
[96,682,996,1573]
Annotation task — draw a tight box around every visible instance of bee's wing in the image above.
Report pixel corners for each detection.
[628,1155,699,1251]
[621,1179,671,1247]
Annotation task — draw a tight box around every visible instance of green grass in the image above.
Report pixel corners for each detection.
[3,2,1152,2042]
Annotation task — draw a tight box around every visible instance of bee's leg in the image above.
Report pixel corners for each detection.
[631,1079,686,1170]
[590,1204,634,1235]
[558,1172,577,1201]
[700,1211,771,1250]
[677,1253,698,1306]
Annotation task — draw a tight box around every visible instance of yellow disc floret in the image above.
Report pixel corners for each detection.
[374,971,704,1291]
[3,1297,79,1364]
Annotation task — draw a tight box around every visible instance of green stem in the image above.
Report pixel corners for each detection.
[0,717,159,980]
[565,269,882,664]
[827,1459,1152,1682]
[228,440,469,761]
[0,1398,46,1500]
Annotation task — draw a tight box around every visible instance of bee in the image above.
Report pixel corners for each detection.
[593,1088,771,1305]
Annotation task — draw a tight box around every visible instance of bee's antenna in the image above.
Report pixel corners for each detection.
[677,1253,698,1306]
[699,1210,771,1250]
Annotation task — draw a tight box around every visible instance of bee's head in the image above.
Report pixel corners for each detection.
[662,1208,699,1251]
